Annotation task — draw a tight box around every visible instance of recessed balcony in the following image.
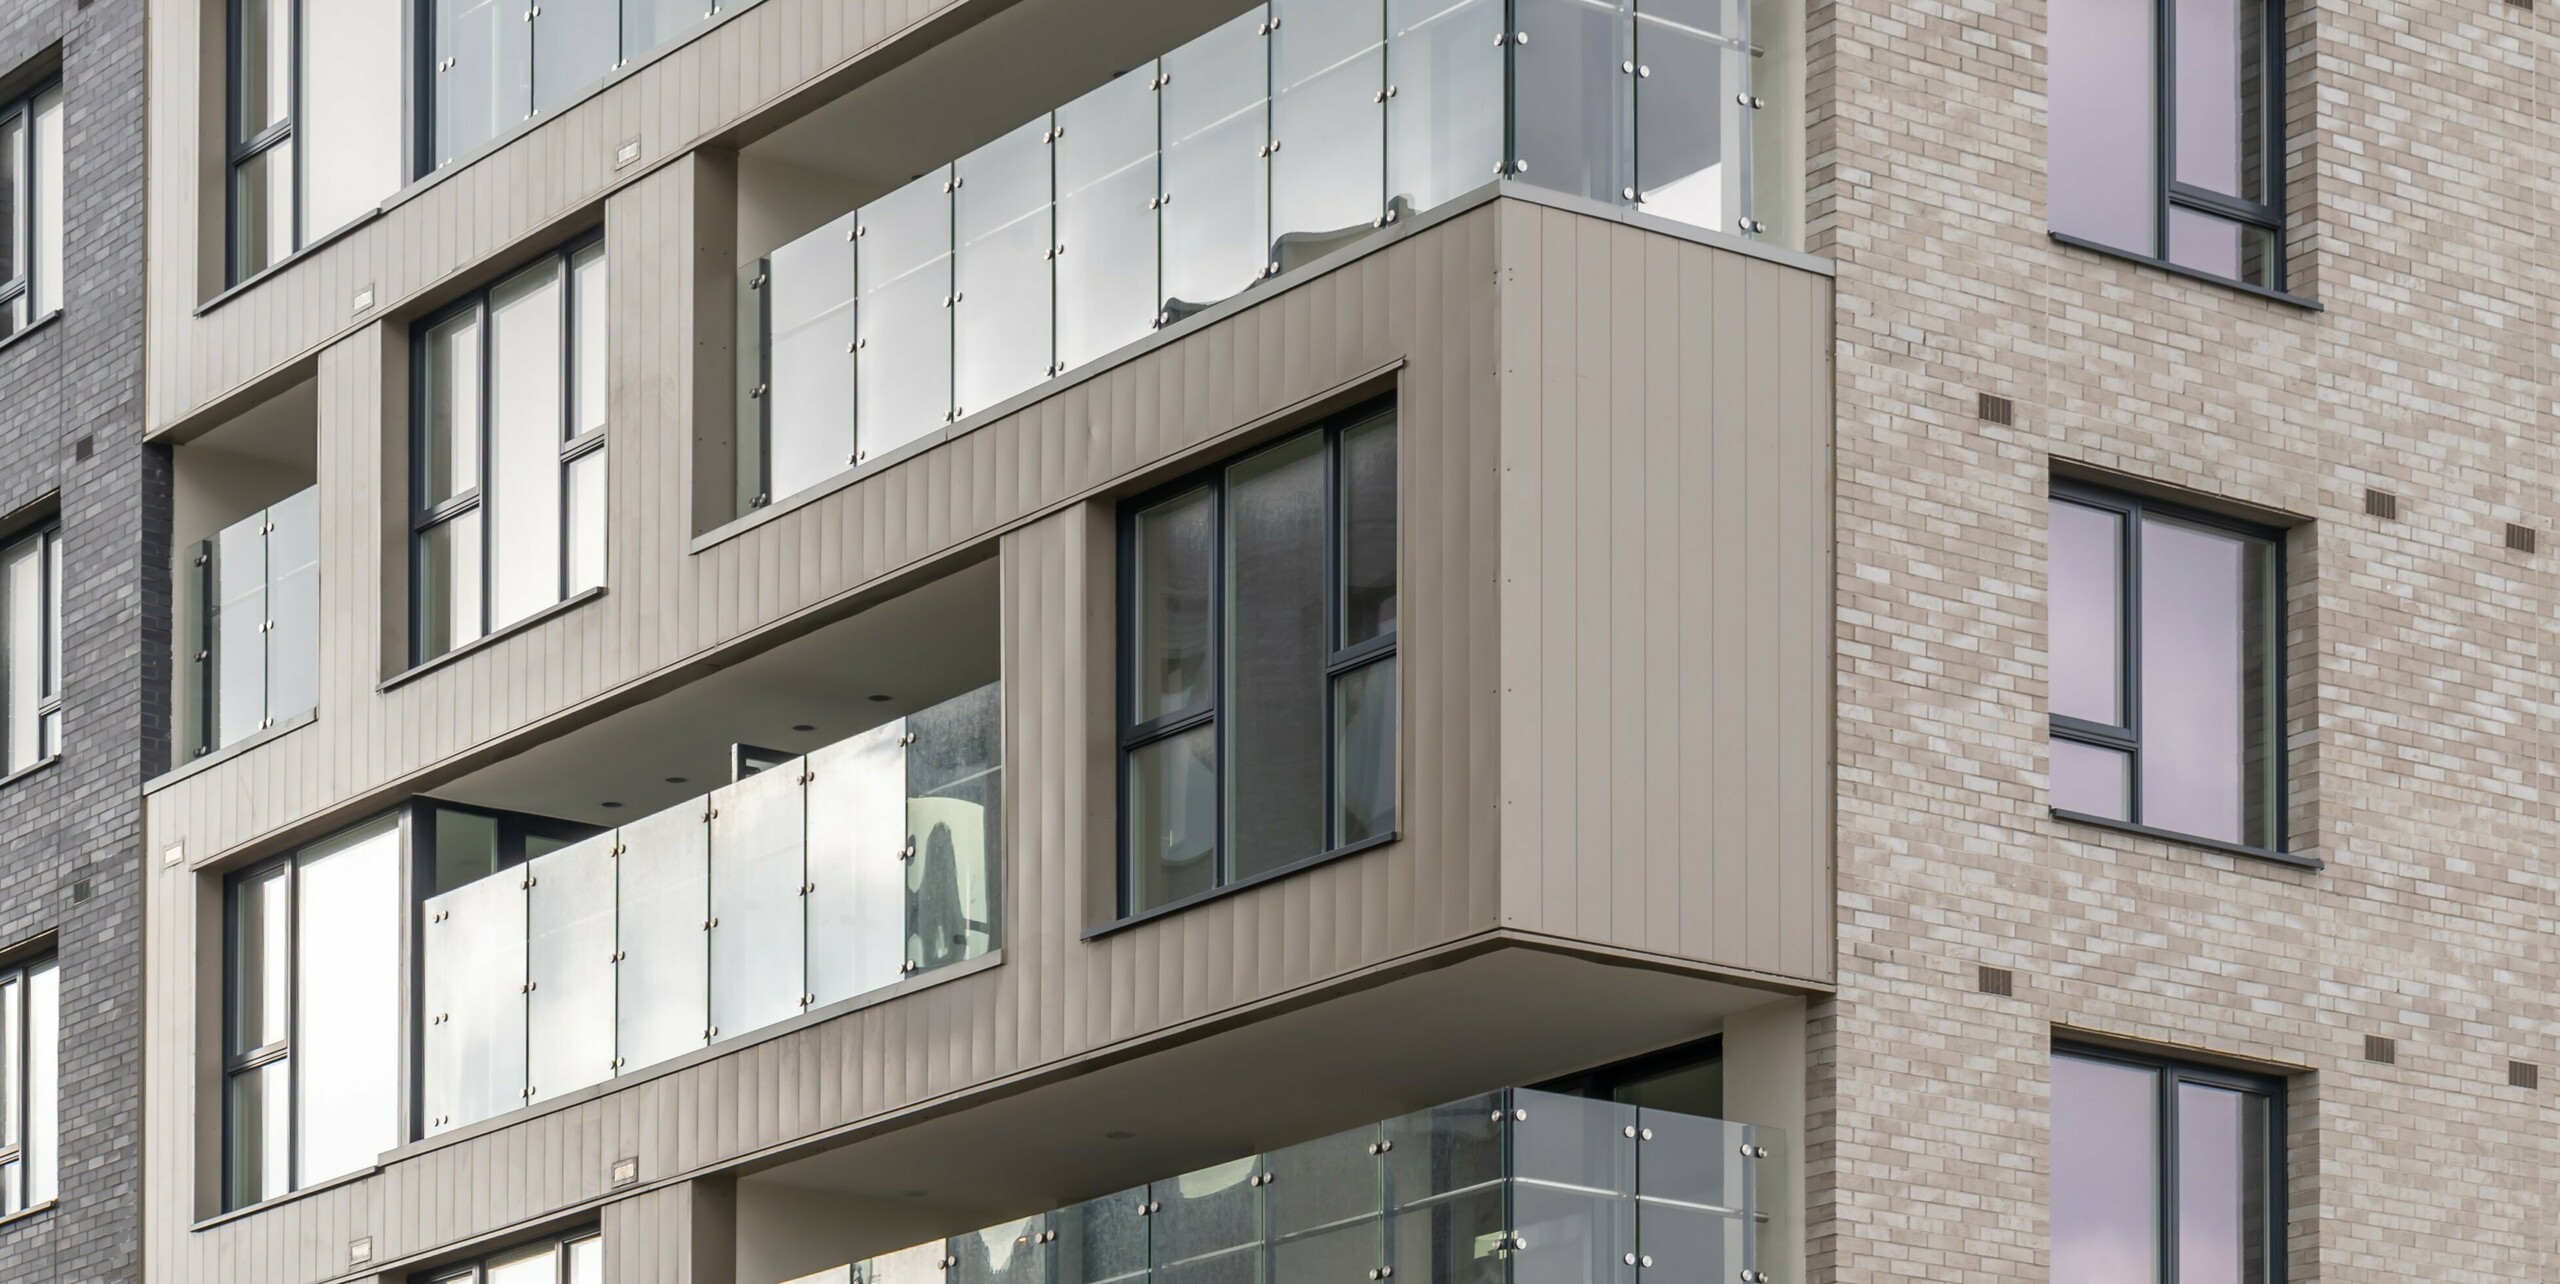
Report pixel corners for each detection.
[171,377,320,762]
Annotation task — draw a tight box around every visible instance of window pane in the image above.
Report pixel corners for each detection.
[567,447,606,595]
[2050,738,2130,821]
[1270,0,1384,274]
[1386,0,1504,216]
[236,0,293,138]
[1512,0,1631,204]
[433,807,503,894]
[2051,1054,2160,1284]
[23,960,54,1208]
[0,111,21,288]
[2172,0,2265,203]
[1131,488,1213,722]
[2178,1082,2273,1284]
[1340,412,1397,645]
[762,216,859,503]
[433,0,532,167]
[31,88,60,318]
[225,1059,290,1207]
[1335,655,1396,845]
[567,1236,606,1284]
[614,805,711,1070]
[422,310,483,507]
[1054,70,1160,374]
[0,977,18,1153]
[856,168,955,461]
[571,242,608,438]
[1160,7,1271,322]
[229,863,291,1054]
[2047,0,2158,253]
[488,1243,564,1284]
[1128,725,1217,913]
[5,532,43,771]
[293,822,402,1185]
[953,116,1055,418]
[533,0,620,115]
[1224,434,1327,877]
[2048,498,2123,725]
[488,262,567,629]
[302,0,405,237]
[266,487,322,726]
[2139,514,2277,846]
[2166,205,2279,288]
[231,141,296,279]
[416,510,485,658]
[1634,0,1737,230]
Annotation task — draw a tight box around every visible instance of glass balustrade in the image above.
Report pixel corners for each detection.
[739,0,1780,515]
[778,1088,1782,1284]
[419,682,1003,1135]
[187,486,320,757]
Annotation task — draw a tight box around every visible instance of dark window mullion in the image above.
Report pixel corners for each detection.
[1207,476,1228,889]
[2120,491,2144,823]
[1320,421,1341,849]
[416,490,483,531]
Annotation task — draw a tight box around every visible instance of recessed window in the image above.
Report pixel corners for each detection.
[412,236,608,662]
[0,522,61,776]
[225,0,404,282]
[2052,1045,2284,1284]
[2047,484,2283,852]
[0,81,62,336]
[421,1229,603,1284]
[0,955,59,1216]
[223,819,402,1209]
[1118,401,1398,918]
[2047,0,2285,289]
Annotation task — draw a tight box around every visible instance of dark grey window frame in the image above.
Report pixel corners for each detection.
[2048,0,2287,291]
[224,0,299,285]
[0,952,57,1217]
[1113,398,1399,924]
[420,1226,605,1284]
[2047,480,2289,860]
[1,520,63,776]
[2052,1042,2287,1284]
[408,232,608,664]
[0,80,63,330]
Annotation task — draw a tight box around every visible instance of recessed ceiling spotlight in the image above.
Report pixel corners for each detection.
[901,1189,930,1199]
[664,776,687,784]
[601,801,625,809]
[792,724,817,732]
[867,694,892,703]
[1105,1130,1136,1140]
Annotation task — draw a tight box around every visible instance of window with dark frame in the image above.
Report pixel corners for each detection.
[412,235,609,663]
[0,954,59,1217]
[2046,0,2286,290]
[0,80,62,338]
[0,522,61,777]
[1118,400,1399,919]
[2051,1044,2284,1284]
[2047,483,2283,854]
[419,1227,604,1284]
[226,0,404,284]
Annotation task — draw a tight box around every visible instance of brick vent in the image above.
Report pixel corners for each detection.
[1976,965,2014,997]
[1977,393,2014,426]
[2510,1061,2539,1090]
[2364,488,2399,520]
[2505,523,2537,554]
[2364,1034,2397,1064]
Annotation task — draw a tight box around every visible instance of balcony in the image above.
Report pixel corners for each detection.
[170,376,320,762]
[771,1088,1788,1284]
[419,680,1002,1136]
[732,0,1794,514]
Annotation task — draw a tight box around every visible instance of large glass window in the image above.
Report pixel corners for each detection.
[2047,484,2282,853]
[423,1229,605,1284]
[1119,401,1398,917]
[0,955,59,1216]
[0,82,62,338]
[2048,0,2285,289]
[226,0,404,282]
[2052,1046,2282,1284]
[222,819,403,1210]
[412,237,608,662]
[0,523,61,777]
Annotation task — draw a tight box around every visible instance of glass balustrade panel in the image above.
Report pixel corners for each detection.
[860,1241,950,1284]
[213,514,266,752]
[532,0,619,115]
[433,0,530,166]
[1266,1124,1385,1282]
[906,684,1002,974]
[765,213,860,505]
[709,760,809,1041]
[1509,1090,1637,1284]
[614,804,710,1068]
[856,170,954,463]
[1633,0,1741,231]
[1387,1095,1510,1282]
[953,1216,1050,1284]
[421,867,529,1134]
[265,488,321,726]
[1632,1109,1755,1280]
[1053,69,1160,373]
[1270,0,1384,274]
[954,117,1056,419]
[1152,1157,1263,1284]
[622,0,713,64]
[526,831,618,1105]
[1160,7,1270,324]
[1385,0,1504,215]
[1057,1191,1150,1284]
[1512,0,1631,204]
[804,719,910,1004]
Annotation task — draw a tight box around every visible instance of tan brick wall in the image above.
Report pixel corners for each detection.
[1813,0,2559,1278]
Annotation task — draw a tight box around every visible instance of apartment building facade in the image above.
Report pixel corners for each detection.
[122,0,2552,1283]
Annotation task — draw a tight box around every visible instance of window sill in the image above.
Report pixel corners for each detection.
[196,209,388,318]
[2047,232,2323,312]
[145,709,319,793]
[1083,831,1401,941]
[191,1164,378,1231]
[0,755,59,791]
[2050,808,2322,871]
[0,309,62,355]
[378,587,607,693]
[0,1199,57,1230]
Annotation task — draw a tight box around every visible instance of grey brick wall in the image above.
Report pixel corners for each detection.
[0,0,152,1279]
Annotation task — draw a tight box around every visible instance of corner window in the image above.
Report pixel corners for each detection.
[2047,0,2284,289]
[0,82,62,336]
[1119,401,1398,918]
[412,236,608,662]
[0,955,59,1216]
[1,522,61,776]
[2047,484,2282,852]
[421,1229,603,1284]
[226,0,404,282]
[2052,1045,2284,1284]
[223,819,402,1210]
